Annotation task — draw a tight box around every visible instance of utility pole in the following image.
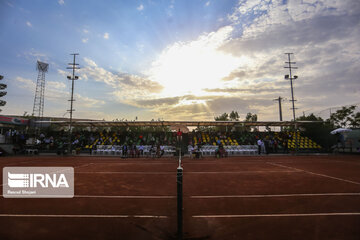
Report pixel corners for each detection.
[273,96,284,131]
[273,96,284,122]
[284,53,298,121]
[66,53,80,154]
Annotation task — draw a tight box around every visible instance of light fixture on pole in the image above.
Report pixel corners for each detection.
[284,53,298,121]
[66,53,80,154]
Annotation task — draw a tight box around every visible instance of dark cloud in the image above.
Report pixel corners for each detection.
[204,87,285,94]
[222,13,360,55]
[132,96,182,108]
[82,59,164,96]
[222,70,247,81]
[118,73,163,93]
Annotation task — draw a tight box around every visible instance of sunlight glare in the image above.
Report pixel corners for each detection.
[148,26,243,97]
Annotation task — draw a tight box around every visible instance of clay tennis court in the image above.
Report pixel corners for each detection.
[1,154,360,240]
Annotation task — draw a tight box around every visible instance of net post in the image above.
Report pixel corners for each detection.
[177,158,183,240]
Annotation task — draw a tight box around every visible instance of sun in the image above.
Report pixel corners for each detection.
[148,26,243,97]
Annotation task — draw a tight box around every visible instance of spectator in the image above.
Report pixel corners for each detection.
[257,139,262,155]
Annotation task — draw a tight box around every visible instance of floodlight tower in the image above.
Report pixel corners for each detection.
[32,61,49,120]
[284,53,298,121]
[66,53,80,154]
[0,75,7,112]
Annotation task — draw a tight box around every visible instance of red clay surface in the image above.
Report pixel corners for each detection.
[1,154,360,240]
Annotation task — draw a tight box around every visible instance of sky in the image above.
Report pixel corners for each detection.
[0,0,359,121]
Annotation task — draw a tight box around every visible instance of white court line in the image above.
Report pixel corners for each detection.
[268,162,360,185]
[1,160,40,166]
[0,214,168,218]
[81,161,176,164]
[73,163,95,169]
[74,195,176,199]
[191,192,360,198]
[332,159,360,166]
[76,171,175,174]
[75,170,300,174]
[193,212,360,218]
[1,193,359,199]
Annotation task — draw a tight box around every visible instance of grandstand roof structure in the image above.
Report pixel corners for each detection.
[36,120,319,128]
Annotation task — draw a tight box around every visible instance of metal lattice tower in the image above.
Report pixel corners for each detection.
[66,53,80,154]
[32,61,49,119]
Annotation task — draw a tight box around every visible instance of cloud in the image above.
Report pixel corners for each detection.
[75,94,105,109]
[57,69,68,77]
[47,81,66,90]
[130,96,182,108]
[58,0,64,5]
[83,29,89,34]
[82,38,88,43]
[13,0,358,121]
[124,94,279,121]
[83,57,97,67]
[103,32,109,39]
[22,49,48,62]
[26,21,32,27]
[80,57,163,103]
[14,76,105,114]
[216,0,360,120]
[205,1,210,7]
[15,77,35,91]
[137,4,144,11]
[129,0,360,121]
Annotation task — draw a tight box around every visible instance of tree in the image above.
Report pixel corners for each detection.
[229,111,240,121]
[214,113,229,121]
[329,105,358,128]
[349,112,360,128]
[245,112,257,122]
[296,113,336,151]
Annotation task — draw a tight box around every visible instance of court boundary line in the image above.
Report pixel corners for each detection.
[191,192,360,198]
[2,192,358,199]
[267,162,360,185]
[193,212,360,218]
[74,195,176,199]
[0,214,168,218]
[74,170,300,174]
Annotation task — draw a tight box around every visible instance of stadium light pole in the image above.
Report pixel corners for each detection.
[66,53,80,154]
[284,53,298,122]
